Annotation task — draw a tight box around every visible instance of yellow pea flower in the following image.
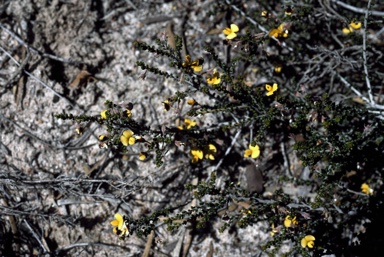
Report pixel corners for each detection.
[269,28,280,38]
[223,24,239,39]
[120,130,136,146]
[261,11,268,17]
[361,183,373,195]
[350,22,361,30]
[266,83,278,96]
[207,69,221,85]
[184,118,197,129]
[284,215,298,228]
[110,213,129,239]
[98,135,107,141]
[187,99,196,106]
[182,55,203,72]
[301,235,315,248]
[269,24,289,38]
[191,149,203,163]
[244,144,260,159]
[100,110,108,119]
[342,21,361,34]
[274,65,282,73]
[270,224,279,236]
[139,152,147,161]
[205,144,217,160]
[285,7,293,16]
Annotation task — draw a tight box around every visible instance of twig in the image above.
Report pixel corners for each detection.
[334,72,384,111]
[57,242,132,252]
[2,50,30,88]
[142,230,154,257]
[334,72,370,103]
[23,219,51,254]
[363,0,374,104]
[213,129,241,171]
[280,141,292,177]
[124,0,137,10]
[331,0,384,16]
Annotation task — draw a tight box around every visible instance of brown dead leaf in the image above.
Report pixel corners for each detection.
[69,70,95,89]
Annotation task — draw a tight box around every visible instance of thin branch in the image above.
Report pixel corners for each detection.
[334,72,384,111]
[363,0,374,104]
[23,219,51,254]
[331,0,384,16]
[213,129,241,172]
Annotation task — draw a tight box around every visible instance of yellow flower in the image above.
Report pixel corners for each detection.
[274,65,282,73]
[342,22,361,34]
[266,83,278,96]
[187,99,196,106]
[110,213,129,239]
[120,130,136,146]
[98,135,107,141]
[285,7,293,16]
[184,118,197,129]
[191,149,203,163]
[270,224,279,236]
[361,183,373,195]
[139,152,147,161]
[284,215,298,228]
[342,27,352,35]
[207,69,221,85]
[261,11,268,17]
[244,144,260,159]
[100,110,108,119]
[301,235,315,248]
[223,24,239,39]
[205,144,217,160]
[269,24,288,38]
[269,28,280,38]
[126,109,132,118]
[350,22,361,30]
[182,55,203,72]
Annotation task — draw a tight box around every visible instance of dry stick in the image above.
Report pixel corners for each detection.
[331,0,384,16]
[23,219,51,254]
[142,230,155,257]
[123,0,137,10]
[335,73,384,119]
[182,177,198,257]
[213,129,241,172]
[3,50,30,88]
[57,242,132,252]
[2,197,20,254]
[363,0,374,105]
[280,141,292,177]
[335,72,370,103]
